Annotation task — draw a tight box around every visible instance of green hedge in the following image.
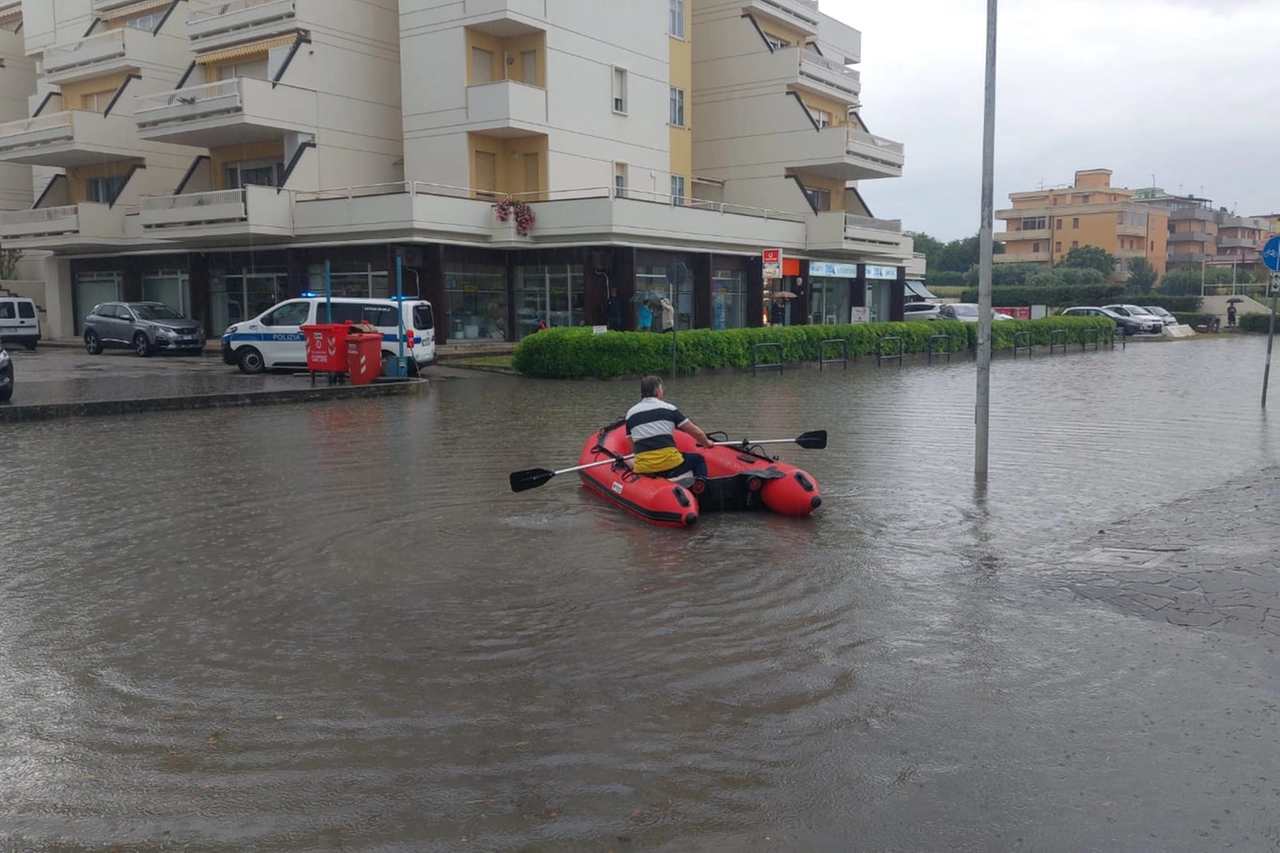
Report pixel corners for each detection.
[1240,312,1277,333]
[1172,312,1216,329]
[511,317,1117,379]
[1137,295,1202,312]
[959,284,1127,306]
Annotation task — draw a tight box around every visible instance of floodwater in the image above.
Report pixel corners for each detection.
[2,335,1279,851]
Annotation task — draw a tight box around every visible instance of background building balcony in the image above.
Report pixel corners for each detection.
[135,78,318,147]
[1167,252,1210,265]
[0,202,130,249]
[806,211,912,260]
[463,0,548,21]
[0,110,138,167]
[792,47,861,104]
[785,125,902,181]
[1169,231,1214,244]
[744,0,821,37]
[464,80,547,134]
[1116,223,1147,237]
[996,251,1050,263]
[996,228,1049,242]
[1217,236,1260,249]
[187,0,298,52]
[138,185,293,243]
[41,27,180,85]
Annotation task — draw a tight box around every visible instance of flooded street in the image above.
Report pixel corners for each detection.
[2,336,1279,851]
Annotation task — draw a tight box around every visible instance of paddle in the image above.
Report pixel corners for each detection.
[508,430,826,493]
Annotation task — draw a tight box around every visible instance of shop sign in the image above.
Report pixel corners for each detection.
[996,306,1031,320]
[762,249,782,279]
[809,261,859,278]
[864,265,898,280]
[851,306,870,323]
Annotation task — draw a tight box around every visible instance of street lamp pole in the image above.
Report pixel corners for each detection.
[975,0,998,478]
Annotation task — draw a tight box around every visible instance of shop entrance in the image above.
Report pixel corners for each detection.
[514,264,583,339]
[210,268,288,335]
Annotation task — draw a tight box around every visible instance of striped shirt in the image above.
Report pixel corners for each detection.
[625,397,688,474]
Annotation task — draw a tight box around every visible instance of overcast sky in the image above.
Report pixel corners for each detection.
[828,0,1280,240]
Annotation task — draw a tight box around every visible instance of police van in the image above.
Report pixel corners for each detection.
[221,296,436,375]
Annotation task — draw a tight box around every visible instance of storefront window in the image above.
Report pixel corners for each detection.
[307,262,389,298]
[74,271,122,335]
[210,267,288,335]
[810,277,850,325]
[514,264,584,340]
[142,271,191,315]
[635,264,693,331]
[711,269,746,330]
[445,262,508,341]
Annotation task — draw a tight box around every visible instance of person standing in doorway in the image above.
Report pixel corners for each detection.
[770,298,786,327]
[1227,303,1237,328]
[638,299,652,332]
[605,287,623,331]
[659,296,674,333]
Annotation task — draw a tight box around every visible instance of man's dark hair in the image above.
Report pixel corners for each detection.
[640,375,663,398]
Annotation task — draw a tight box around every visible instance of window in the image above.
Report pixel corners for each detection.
[82,89,115,112]
[612,67,627,113]
[764,33,789,51]
[225,159,282,189]
[1020,216,1046,230]
[669,87,684,127]
[1032,241,1041,253]
[804,186,831,211]
[470,47,493,84]
[668,0,685,38]
[812,109,832,128]
[670,175,685,206]
[1055,242,1062,252]
[1072,217,1079,229]
[126,11,164,31]
[1072,240,1079,249]
[261,301,310,327]
[1150,241,1155,251]
[219,58,269,81]
[0,302,11,319]
[1056,218,1062,228]
[1081,195,1090,204]
[474,150,497,196]
[523,152,539,195]
[86,175,128,203]
[520,50,537,85]
[613,162,627,198]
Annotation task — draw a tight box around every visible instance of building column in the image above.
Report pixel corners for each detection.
[121,257,142,302]
[746,255,764,327]
[890,266,906,322]
[693,253,712,329]
[583,246,606,327]
[852,265,867,313]
[424,244,448,344]
[615,246,636,331]
[189,252,210,333]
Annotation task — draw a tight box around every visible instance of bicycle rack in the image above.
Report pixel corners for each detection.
[1049,328,1068,354]
[1013,330,1033,358]
[928,334,952,364]
[877,336,904,367]
[1080,328,1099,351]
[751,342,784,375]
[819,338,848,371]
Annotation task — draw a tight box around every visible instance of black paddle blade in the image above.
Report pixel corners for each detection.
[510,468,556,492]
[795,430,827,450]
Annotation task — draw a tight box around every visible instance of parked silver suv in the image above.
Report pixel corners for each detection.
[84,301,206,357]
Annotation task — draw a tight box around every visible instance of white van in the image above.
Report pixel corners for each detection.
[221,296,436,375]
[0,296,40,350]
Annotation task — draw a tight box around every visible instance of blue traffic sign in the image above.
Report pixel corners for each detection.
[1264,235,1280,272]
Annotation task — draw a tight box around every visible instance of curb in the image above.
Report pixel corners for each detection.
[0,378,428,423]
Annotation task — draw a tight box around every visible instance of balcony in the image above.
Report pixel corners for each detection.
[1116,223,1147,237]
[807,211,912,260]
[1170,231,1213,244]
[1168,252,1210,265]
[139,185,293,242]
[793,49,861,104]
[464,0,548,25]
[744,0,820,36]
[996,251,1050,263]
[465,80,547,133]
[187,0,298,52]
[787,125,902,181]
[0,110,138,167]
[1218,236,1261,249]
[996,228,1049,242]
[0,202,130,249]
[135,78,318,147]
[41,27,179,85]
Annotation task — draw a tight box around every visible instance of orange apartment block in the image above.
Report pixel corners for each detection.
[995,169,1169,280]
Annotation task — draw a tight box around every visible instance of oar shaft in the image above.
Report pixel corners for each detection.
[551,453,635,477]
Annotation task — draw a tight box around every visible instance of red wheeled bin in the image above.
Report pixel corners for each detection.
[301,323,352,383]
[346,333,384,385]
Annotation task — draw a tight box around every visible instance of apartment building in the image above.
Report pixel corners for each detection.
[995,169,1168,280]
[0,0,912,342]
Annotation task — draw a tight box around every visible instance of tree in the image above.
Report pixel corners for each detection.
[1125,257,1158,294]
[1159,263,1237,296]
[0,249,22,280]
[1058,245,1116,278]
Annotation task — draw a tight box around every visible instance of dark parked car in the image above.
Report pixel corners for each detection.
[84,301,206,357]
[0,345,12,402]
[1060,306,1147,335]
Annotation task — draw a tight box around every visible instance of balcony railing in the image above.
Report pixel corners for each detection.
[0,205,79,226]
[141,189,245,213]
[136,79,243,116]
[189,0,290,23]
[798,49,860,99]
[846,128,903,158]
[0,111,74,141]
[846,213,902,233]
[42,29,126,73]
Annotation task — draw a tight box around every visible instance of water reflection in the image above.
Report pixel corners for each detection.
[0,336,1277,849]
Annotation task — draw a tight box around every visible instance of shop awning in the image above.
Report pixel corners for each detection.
[905,279,937,299]
[195,33,298,64]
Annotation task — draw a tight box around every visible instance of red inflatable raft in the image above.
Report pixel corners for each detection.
[576,421,823,528]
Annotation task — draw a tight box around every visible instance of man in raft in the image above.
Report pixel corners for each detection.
[625,375,713,481]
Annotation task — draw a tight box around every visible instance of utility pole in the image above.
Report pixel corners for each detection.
[975,0,998,478]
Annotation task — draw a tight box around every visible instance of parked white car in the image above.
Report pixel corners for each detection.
[1102,304,1163,334]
